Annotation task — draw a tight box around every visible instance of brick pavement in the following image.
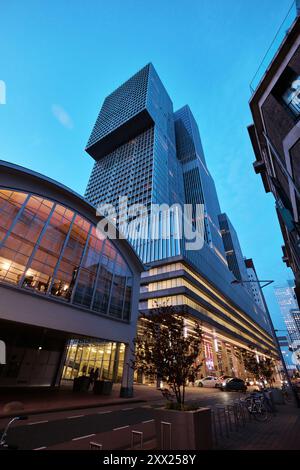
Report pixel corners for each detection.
[216,403,300,450]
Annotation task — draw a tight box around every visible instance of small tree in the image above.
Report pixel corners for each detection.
[133,304,203,409]
[241,349,260,381]
[235,347,275,386]
[259,358,276,386]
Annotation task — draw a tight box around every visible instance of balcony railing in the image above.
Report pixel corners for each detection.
[250,0,299,94]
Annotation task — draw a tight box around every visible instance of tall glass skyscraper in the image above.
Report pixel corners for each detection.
[275,281,300,344]
[85,63,184,263]
[85,63,278,378]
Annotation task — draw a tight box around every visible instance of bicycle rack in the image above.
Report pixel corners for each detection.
[211,409,218,446]
[215,404,230,437]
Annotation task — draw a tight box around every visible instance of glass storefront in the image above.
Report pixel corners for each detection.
[62,339,126,383]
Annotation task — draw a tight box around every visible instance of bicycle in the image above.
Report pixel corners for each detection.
[0,415,27,450]
[282,383,293,403]
[244,392,269,422]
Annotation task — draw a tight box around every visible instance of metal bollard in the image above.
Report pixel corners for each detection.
[233,402,240,431]
[216,405,229,437]
[211,409,218,446]
[236,400,246,427]
[90,441,103,450]
[131,430,143,449]
[226,404,234,432]
[216,406,223,437]
[161,421,171,450]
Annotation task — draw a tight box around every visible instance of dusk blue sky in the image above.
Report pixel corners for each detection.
[0,0,296,330]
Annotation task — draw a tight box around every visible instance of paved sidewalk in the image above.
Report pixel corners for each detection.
[0,384,164,418]
[216,403,300,450]
[0,385,141,418]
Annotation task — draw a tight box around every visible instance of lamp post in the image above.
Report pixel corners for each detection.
[231,278,300,407]
[231,279,274,288]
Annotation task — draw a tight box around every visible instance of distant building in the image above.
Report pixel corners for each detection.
[218,213,249,283]
[277,335,297,374]
[244,258,267,313]
[274,282,300,344]
[291,308,300,338]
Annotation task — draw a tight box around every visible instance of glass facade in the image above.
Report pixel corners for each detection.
[86,65,149,151]
[62,339,126,382]
[0,189,133,321]
[174,105,227,264]
[85,63,184,264]
[218,213,250,284]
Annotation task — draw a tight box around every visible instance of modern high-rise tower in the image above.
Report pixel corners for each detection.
[85,63,279,378]
[275,282,300,344]
[85,64,184,263]
[218,213,249,284]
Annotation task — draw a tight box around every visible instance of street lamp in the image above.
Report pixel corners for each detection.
[231,279,274,288]
[231,277,300,407]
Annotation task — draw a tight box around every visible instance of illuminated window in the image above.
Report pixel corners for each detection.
[0,190,133,321]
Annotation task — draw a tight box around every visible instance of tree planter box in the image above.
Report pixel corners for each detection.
[152,407,212,450]
[93,380,113,396]
[73,376,90,392]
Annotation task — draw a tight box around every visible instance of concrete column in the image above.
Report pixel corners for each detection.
[112,343,120,382]
[221,341,229,374]
[120,343,134,398]
[53,338,69,387]
[232,347,240,378]
[211,338,219,375]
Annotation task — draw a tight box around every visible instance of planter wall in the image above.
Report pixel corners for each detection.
[93,380,113,396]
[73,376,90,392]
[153,407,212,450]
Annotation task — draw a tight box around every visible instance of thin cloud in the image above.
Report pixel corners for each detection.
[51,104,73,129]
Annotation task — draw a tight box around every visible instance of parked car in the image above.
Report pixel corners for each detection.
[195,376,218,388]
[220,377,247,392]
[215,375,232,388]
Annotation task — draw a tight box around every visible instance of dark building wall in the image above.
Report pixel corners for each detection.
[249,15,300,300]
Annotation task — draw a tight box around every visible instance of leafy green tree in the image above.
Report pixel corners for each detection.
[133,304,203,408]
